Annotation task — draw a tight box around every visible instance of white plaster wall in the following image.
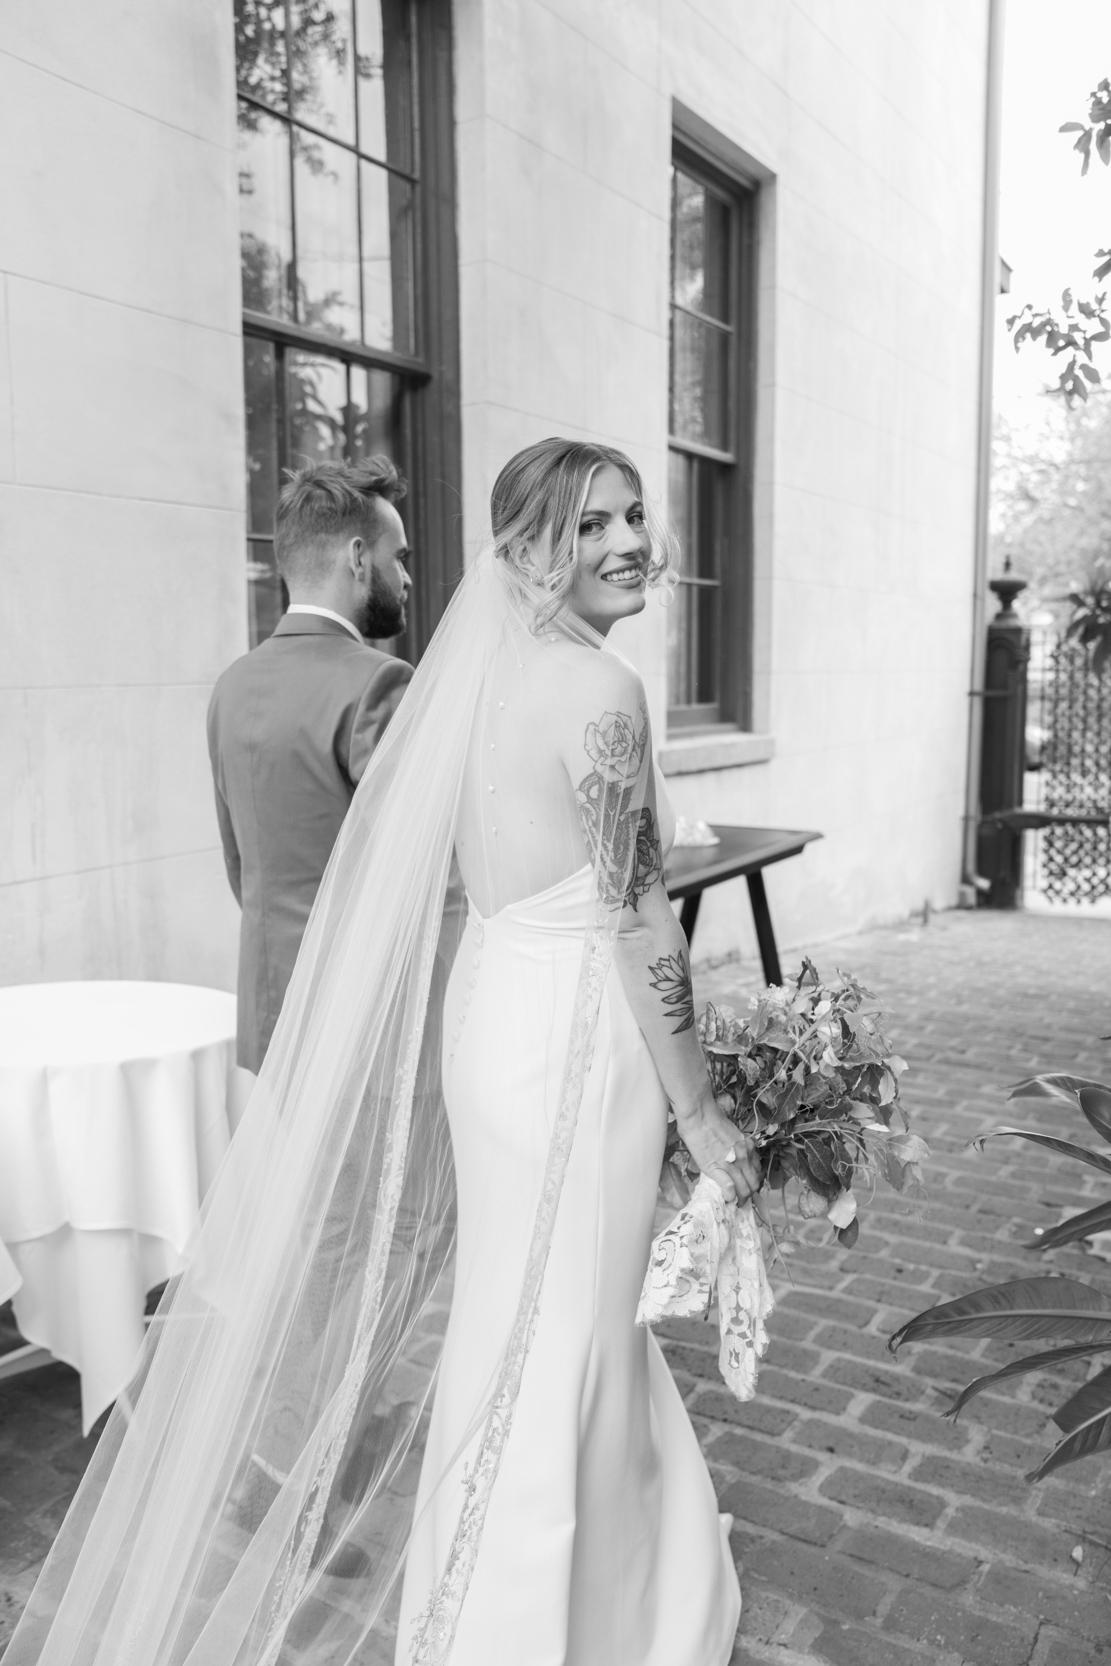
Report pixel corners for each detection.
[0,2,245,989]
[453,0,989,965]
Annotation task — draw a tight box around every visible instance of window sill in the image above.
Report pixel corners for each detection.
[658,730,775,776]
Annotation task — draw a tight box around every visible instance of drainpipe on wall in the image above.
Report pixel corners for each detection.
[961,0,1007,901]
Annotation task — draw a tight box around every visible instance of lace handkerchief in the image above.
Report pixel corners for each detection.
[636,1175,774,1400]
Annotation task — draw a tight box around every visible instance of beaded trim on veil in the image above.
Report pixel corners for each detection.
[6,551,651,1666]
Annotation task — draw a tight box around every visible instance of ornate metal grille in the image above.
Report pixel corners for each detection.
[1036,637,1111,902]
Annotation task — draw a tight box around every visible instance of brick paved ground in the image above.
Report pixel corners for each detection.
[2,909,1111,1663]
[681,907,1111,1666]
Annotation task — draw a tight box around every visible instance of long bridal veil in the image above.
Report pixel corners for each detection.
[8,548,652,1666]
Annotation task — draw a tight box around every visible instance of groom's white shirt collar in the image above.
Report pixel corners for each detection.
[286,604,364,645]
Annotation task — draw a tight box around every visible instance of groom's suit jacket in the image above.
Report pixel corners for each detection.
[207,613,413,1072]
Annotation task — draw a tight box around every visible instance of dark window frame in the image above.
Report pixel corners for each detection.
[668,133,758,734]
[237,0,462,661]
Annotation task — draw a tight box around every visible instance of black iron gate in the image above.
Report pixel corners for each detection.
[1027,634,1111,903]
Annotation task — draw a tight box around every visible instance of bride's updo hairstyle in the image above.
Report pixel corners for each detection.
[491,437,678,628]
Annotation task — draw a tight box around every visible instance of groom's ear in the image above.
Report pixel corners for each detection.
[347,534,370,580]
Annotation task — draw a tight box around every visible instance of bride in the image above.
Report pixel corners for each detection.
[7,439,757,1666]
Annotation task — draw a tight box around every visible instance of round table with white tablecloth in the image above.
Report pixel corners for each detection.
[0,981,246,1432]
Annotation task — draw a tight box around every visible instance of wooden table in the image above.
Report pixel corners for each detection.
[665,825,823,985]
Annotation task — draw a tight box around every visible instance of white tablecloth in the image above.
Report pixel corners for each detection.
[0,981,245,1431]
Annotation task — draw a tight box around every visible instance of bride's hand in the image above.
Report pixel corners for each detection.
[676,1096,761,1206]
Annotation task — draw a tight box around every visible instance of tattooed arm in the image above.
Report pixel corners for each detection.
[561,659,758,1203]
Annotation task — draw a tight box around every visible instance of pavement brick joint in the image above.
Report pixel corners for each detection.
[3,911,1111,1663]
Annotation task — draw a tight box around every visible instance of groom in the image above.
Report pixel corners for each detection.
[208,457,414,1072]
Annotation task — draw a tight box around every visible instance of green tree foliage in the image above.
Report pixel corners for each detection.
[992,394,1111,605]
[1008,79,1111,403]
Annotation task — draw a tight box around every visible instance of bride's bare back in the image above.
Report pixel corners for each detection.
[455,636,597,918]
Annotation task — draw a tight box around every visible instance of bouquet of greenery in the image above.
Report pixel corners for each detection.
[664,959,927,1248]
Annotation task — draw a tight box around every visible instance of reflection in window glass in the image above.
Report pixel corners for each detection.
[673,170,731,322]
[667,451,723,711]
[244,338,280,533]
[248,538,287,647]
[289,0,356,144]
[235,0,289,111]
[360,161,392,349]
[236,0,434,650]
[238,104,294,319]
[670,311,730,450]
[293,133,360,338]
[354,0,387,161]
[349,366,403,459]
[288,351,349,465]
[355,0,413,170]
[360,164,413,351]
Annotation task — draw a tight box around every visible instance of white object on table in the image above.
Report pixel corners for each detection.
[671,816,721,848]
[0,981,241,1432]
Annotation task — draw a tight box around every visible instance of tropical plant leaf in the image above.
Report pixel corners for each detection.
[1008,1074,1107,1106]
[969,1128,1111,1179]
[1079,1085,1111,1146]
[889,1278,1111,1352]
[1031,1197,1111,1251]
[944,1342,1111,1419]
[1029,1364,1111,1480]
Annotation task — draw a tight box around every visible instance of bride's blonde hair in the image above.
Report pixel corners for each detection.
[491,438,678,628]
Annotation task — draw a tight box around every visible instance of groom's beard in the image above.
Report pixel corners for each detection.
[356,567,406,639]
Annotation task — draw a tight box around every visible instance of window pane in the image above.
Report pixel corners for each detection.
[668,581,720,710]
[667,450,725,713]
[289,0,356,143]
[244,338,280,534]
[248,539,287,646]
[287,351,348,465]
[670,310,730,450]
[355,0,414,170]
[349,365,404,459]
[235,0,289,112]
[238,103,294,318]
[293,131,360,338]
[360,161,414,351]
[672,168,731,324]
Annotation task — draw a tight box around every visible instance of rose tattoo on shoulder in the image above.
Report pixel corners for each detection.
[583,710,646,781]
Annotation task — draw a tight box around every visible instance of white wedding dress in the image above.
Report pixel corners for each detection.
[397,792,741,1662]
[5,557,739,1666]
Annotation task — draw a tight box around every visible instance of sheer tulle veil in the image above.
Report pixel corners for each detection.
[7,544,653,1666]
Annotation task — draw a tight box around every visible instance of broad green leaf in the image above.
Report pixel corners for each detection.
[889,1278,1111,1352]
[1032,1197,1111,1251]
[1054,1360,1111,1434]
[970,1127,1111,1179]
[1030,1364,1111,1480]
[1008,1074,1107,1106]
[1079,1085,1111,1146]
[945,1342,1111,1419]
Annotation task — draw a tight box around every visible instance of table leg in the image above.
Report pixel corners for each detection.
[679,892,702,945]
[746,870,782,986]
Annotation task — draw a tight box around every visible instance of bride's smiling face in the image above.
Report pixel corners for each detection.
[566,465,651,636]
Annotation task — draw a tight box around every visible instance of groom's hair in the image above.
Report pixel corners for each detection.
[274,458,407,584]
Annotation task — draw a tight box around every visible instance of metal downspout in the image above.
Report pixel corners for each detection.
[962,0,1007,890]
